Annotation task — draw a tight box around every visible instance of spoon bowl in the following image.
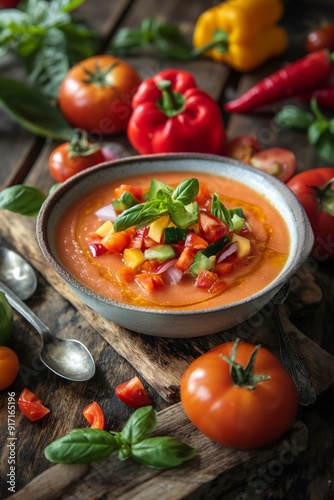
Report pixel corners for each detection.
[0,247,95,382]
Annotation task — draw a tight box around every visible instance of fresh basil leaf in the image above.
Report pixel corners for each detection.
[169,201,198,228]
[211,193,232,228]
[44,428,119,464]
[121,406,157,445]
[60,0,87,13]
[172,178,199,205]
[148,179,173,201]
[131,436,196,469]
[275,105,314,131]
[307,121,329,146]
[0,76,74,140]
[312,130,334,164]
[0,185,46,216]
[113,204,144,232]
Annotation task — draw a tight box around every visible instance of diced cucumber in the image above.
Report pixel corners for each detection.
[202,235,230,258]
[189,252,214,277]
[164,227,189,244]
[144,245,177,262]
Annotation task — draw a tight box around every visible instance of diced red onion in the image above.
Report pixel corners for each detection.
[155,258,178,274]
[217,241,238,263]
[95,204,117,222]
[165,266,183,284]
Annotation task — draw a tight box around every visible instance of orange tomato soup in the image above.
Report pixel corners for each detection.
[56,171,290,310]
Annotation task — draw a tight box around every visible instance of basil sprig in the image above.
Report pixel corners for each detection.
[275,99,334,165]
[45,406,196,469]
[0,0,98,98]
[113,178,199,232]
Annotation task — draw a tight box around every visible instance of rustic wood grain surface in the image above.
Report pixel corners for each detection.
[1,1,334,499]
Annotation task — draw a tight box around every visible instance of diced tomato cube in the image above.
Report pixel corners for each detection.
[208,279,227,294]
[113,184,143,201]
[117,265,136,285]
[175,247,197,271]
[139,260,160,273]
[195,269,218,289]
[136,273,165,293]
[115,376,152,409]
[172,241,185,256]
[198,211,229,242]
[214,262,234,276]
[184,232,208,250]
[129,228,146,249]
[195,183,212,208]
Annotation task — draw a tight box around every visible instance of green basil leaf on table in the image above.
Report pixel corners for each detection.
[45,428,120,464]
[275,105,314,131]
[121,406,157,445]
[0,76,74,140]
[131,436,196,469]
[309,129,334,164]
[0,185,47,216]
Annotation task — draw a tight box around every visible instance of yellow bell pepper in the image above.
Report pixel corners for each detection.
[193,0,288,71]
[123,248,147,269]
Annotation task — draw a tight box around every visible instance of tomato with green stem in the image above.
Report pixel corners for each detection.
[180,340,298,449]
[49,130,106,183]
[115,376,152,409]
[83,401,106,430]
[0,346,19,390]
[58,55,142,134]
[18,388,50,421]
[287,168,334,261]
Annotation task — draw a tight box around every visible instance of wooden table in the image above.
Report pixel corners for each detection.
[1,1,334,498]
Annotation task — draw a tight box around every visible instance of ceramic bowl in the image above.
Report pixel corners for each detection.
[37,153,314,338]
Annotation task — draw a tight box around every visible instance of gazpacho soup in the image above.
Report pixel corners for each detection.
[56,171,290,310]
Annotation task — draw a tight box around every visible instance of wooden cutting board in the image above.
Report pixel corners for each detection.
[1,212,334,404]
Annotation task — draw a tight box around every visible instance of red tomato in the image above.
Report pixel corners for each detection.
[0,346,19,390]
[49,134,106,183]
[223,134,262,164]
[58,55,142,134]
[198,211,229,242]
[287,168,334,261]
[83,401,106,429]
[305,23,334,53]
[180,340,298,449]
[115,376,152,409]
[135,273,165,293]
[250,147,296,182]
[18,388,50,422]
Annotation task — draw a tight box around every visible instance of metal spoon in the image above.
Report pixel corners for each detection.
[0,247,95,382]
[272,281,317,406]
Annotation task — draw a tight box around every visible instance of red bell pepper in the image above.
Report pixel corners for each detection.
[225,49,334,113]
[127,69,226,155]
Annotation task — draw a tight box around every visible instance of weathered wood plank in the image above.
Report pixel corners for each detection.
[9,402,308,500]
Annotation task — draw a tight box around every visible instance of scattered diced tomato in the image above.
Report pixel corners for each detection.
[18,388,50,422]
[83,401,106,430]
[208,279,227,294]
[185,232,208,250]
[117,265,136,285]
[195,183,212,207]
[139,259,160,273]
[129,227,146,249]
[136,273,165,292]
[175,246,197,271]
[113,184,143,201]
[115,375,152,409]
[195,269,219,289]
[198,211,229,242]
[214,262,234,276]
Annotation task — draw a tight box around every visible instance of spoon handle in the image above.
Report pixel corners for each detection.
[0,280,52,341]
[273,309,317,406]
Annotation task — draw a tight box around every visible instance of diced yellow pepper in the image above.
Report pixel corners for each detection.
[232,234,251,258]
[123,248,147,269]
[148,215,171,242]
[95,220,114,238]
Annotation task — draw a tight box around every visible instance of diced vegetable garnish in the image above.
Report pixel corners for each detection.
[88,177,258,296]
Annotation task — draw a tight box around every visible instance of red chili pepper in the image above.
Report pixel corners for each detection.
[127,69,226,155]
[225,49,334,113]
[299,84,334,109]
